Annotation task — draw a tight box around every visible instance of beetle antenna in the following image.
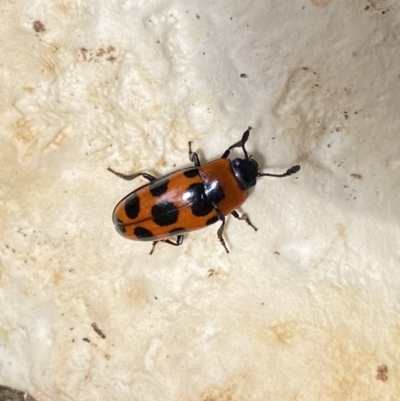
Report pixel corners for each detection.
[258,165,300,178]
[221,126,252,159]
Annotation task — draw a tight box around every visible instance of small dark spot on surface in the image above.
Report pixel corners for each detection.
[83,338,90,343]
[364,5,369,10]
[91,322,106,339]
[196,14,200,19]
[274,251,280,255]
[152,201,179,226]
[33,20,45,33]
[351,173,362,179]
[376,364,388,382]
[240,73,247,78]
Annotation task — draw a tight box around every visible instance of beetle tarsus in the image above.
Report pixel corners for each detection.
[231,210,258,232]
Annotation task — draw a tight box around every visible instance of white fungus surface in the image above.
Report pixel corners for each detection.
[1,0,400,400]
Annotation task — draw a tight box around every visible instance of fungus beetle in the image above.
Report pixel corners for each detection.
[108,128,300,254]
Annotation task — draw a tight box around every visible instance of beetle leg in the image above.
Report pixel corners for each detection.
[149,241,158,255]
[108,168,156,182]
[188,142,201,167]
[231,210,258,232]
[163,235,184,247]
[221,127,252,159]
[215,209,230,254]
[149,236,184,255]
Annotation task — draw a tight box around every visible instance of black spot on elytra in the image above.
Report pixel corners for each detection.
[204,181,225,204]
[150,178,169,197]
[169,227,187,235]
[152,201,179,226]
[184,168,199,178]
[125,195,140,219]
[134,227,155,239]
[187,183,214,216]
[206,216,219,226]
[115,222,126,234]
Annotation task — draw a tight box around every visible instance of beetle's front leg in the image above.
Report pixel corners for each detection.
[108,168,156,182]
[188,142,201,167]
[231,210,258,232]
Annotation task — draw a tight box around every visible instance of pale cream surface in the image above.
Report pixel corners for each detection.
[1,0,400,400]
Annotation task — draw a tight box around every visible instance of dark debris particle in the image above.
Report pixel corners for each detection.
[91,322,106,339]
[33,20,45,33]
[350,173,362,179]
[376,365,388,382]
[240,73,247,78]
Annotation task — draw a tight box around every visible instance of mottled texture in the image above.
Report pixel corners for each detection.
[0,0,399,400]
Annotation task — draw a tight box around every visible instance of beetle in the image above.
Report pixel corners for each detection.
[108,128,300,254]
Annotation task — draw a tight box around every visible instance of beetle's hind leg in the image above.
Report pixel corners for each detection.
[149,235,184,255]
[215,210,230,254]
[108,168,156,182]
[231,210,258,232]
[188,142,201,167]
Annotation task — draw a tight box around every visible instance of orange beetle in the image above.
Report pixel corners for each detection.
[109,128,300,254]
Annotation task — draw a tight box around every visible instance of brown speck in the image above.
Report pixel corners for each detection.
[273,251,280,255]
[105,354,111,360]
[376,365,388,382]
[302,67,309,70]
[240,73,247,78]
[33,20,45,33]
[107,56,116,62]
[365,5,369,10]
[352,51,358,57]
[208,269,215,277]
[196,14,200,19]
[91,322,106,339]
[97,48,105,57]
[351,173,362,179]
[83,337,90,343]
[80,48,88,61]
